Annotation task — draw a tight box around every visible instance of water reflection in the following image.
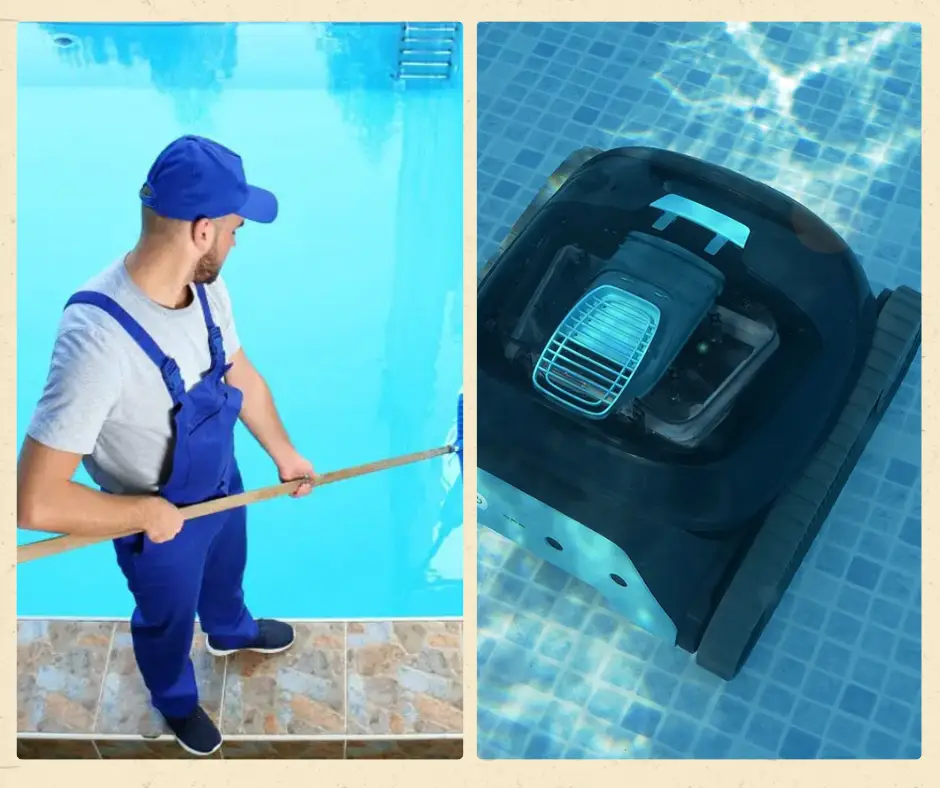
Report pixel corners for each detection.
[33,22,438,161]
[606,22,921,293]
[38,22,238,124]
[316,23,400,164]
[378,84,463,599]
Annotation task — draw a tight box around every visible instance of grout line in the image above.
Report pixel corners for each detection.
[90,621,117,736]
[17,732,464,742]
[219,653,229,735]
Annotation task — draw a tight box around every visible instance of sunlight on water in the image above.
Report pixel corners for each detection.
[607,23,921,230]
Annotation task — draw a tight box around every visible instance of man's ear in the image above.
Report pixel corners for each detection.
[191,217,216,251]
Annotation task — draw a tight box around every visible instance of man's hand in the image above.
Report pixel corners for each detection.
[276,450,316,498]
[138,497,185,543]
[17,437,186,542]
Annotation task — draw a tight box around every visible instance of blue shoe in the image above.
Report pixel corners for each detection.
[163,705,222,756]
[205,619,295,657]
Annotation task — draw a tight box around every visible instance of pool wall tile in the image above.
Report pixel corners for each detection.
[17,620,114,734]
[346,621,464,735]
[95,738,223,759]
[221,740,346,759]
[221,622,346,735]
[345,738,464,759]
[17,738,100,759]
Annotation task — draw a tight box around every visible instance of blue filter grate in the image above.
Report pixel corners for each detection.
[532,284,660,418]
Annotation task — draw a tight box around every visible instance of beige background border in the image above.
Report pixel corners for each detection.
[0,1,932,785]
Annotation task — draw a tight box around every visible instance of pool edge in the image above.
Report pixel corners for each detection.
[18,617,464,759]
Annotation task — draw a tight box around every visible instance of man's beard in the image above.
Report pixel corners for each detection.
[193,245,222,285]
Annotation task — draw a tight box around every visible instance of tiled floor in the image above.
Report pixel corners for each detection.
[17,618,462,759]
[477,22,921,760]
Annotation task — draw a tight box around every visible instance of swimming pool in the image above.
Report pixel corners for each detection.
[16,22,464,621]
[478,22,920,759]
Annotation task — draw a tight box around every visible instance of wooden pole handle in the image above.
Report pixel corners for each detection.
[17,444,455,565]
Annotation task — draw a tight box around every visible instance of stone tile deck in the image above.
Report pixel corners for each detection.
[17,618,463,759]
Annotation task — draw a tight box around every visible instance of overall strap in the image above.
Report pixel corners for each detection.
[65,291,186,400]
[194,284,218,329]
[194,284,226,364]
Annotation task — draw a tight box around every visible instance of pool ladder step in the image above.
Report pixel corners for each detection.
[397,22,458,80]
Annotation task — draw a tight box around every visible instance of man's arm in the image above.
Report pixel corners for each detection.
[212,277,294,461]
[18,325,182,541]
[213,280,313,494]
[17,437,173,538]
[225,349,296,465]
[225,349,314,494]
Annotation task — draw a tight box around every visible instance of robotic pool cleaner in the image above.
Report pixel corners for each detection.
[476,146,921,680]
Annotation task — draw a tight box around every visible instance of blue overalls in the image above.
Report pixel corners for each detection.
[66,285,260,718]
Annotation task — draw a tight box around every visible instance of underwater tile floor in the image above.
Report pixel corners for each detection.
[477,21,921,759]
[17,618,462,759]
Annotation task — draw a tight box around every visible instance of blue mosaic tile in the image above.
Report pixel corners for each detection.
[477,21,921,760]
[780,727,823,759]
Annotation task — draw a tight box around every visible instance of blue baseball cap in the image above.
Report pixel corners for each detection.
[139,135,278,224]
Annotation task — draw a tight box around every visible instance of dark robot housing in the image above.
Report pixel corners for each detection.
[477,146,921,678]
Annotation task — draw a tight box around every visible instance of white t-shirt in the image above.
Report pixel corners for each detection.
[27,258,241,495]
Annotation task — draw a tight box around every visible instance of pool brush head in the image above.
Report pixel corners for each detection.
[454,393,463,471]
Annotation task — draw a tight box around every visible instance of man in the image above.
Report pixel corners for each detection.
[16,135,315,756]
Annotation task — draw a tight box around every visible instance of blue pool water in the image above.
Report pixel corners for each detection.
[16,22,464,620]
[477,22,920,759]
